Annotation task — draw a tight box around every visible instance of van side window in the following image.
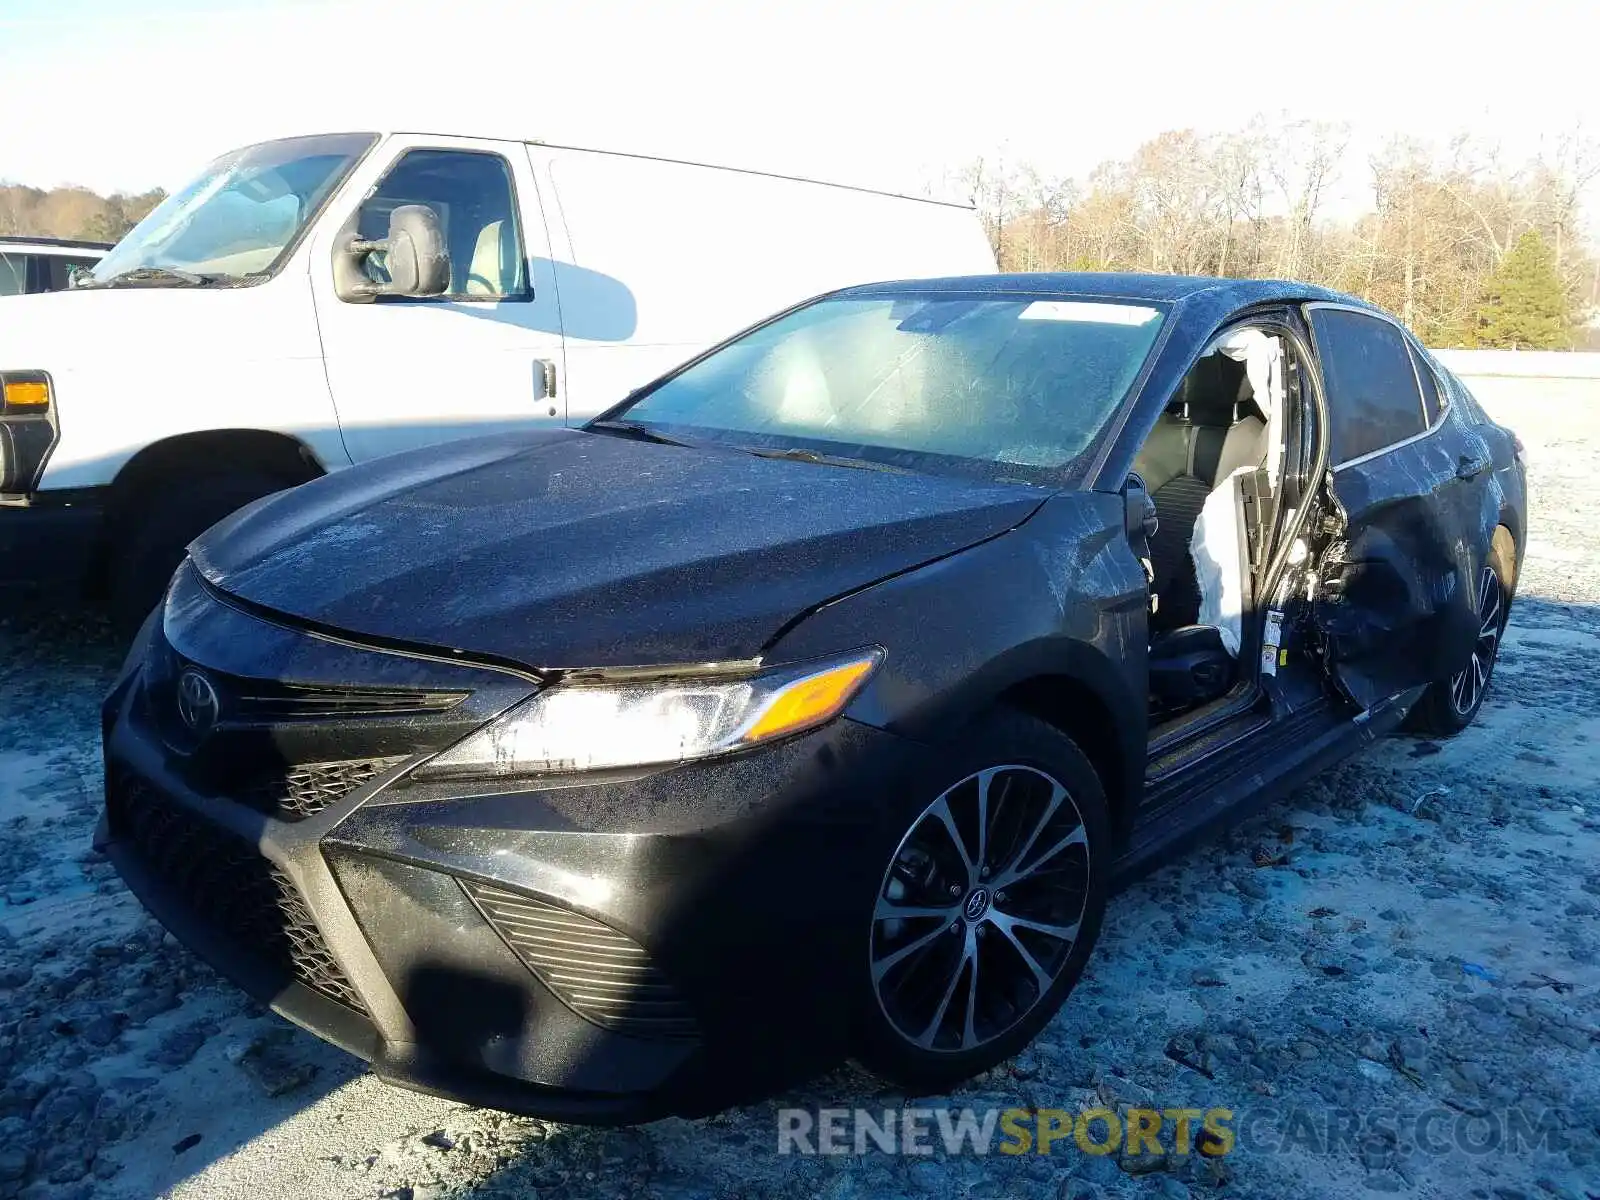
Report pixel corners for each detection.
[0,253,31,297]
[1309,307,1427,464]
[358,150,527,301]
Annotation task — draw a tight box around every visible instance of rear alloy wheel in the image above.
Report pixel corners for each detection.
[857,713,1108,1089]
[1407,546,1511,736]
[1449,565,1503,718]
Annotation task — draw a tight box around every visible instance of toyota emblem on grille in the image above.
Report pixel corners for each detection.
[176,669,220,735]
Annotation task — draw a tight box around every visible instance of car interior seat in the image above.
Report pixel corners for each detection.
[1140,357,1264,627]
[465,217,522,297]
[1141,354,1269,714]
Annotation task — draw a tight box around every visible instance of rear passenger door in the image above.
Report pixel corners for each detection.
[1305,304,1491,709]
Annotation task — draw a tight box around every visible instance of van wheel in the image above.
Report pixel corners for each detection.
[1405,541,1512,736]
[109,470,297,641]
[855,711,1110,1091]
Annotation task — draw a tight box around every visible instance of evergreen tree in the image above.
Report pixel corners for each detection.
[1473,230,1573,349]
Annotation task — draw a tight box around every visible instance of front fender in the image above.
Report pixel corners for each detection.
[767,493,1147,804]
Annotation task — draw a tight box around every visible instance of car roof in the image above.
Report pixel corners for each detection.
[837,271,1366,310]
[0,235,111,254]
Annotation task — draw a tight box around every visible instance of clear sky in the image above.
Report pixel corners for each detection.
[2,0,1596,218]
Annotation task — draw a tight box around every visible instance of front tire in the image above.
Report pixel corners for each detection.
[1406,541,1512,736]
[108,470,298,641]
[855,711,1111,1091]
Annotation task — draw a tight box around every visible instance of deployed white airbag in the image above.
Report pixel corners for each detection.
[1212,328,1285,488]
[1186,327,1286,658]
[1190,466,1253,657]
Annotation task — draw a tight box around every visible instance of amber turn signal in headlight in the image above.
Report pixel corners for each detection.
[419,649,885,778]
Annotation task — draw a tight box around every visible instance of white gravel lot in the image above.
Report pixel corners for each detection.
[1,393,1596,1200]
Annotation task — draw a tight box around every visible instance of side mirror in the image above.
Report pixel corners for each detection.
[333,204,451,302]
[1124,473,1159,542]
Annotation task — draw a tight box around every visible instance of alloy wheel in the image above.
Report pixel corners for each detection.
[870,765,1091,1053]
[1450,565,1504,717]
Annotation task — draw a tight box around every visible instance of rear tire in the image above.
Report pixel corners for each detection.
[1405,540,1512,736]
[855,710,1110,1092]
[109,470,297,641]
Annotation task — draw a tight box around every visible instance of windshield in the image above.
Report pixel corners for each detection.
[609,294,1167,483]
[87,133,375,285]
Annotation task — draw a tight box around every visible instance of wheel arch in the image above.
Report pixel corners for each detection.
[995,669,1143,842]
[89,429,326,598]
[107,429,325,523]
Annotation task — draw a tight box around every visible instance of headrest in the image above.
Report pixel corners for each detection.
[1171,355,1246,426]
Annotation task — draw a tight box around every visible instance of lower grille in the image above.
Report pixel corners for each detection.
[236,757,407,822]
[110,772,367,1014]
[462,881,699,1041]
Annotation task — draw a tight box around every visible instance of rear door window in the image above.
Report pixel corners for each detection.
[1309,307,1427,463]
[1408,343,1445,426]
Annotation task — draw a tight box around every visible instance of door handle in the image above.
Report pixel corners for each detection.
[1456,454,1488,480]
[533,359,557,401]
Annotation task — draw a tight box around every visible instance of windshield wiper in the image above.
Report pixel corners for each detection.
[585,419,695,448]
[744,447,908,474]
[85,266,226,289]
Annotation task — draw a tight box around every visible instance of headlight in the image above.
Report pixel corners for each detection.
[419,648,883,779]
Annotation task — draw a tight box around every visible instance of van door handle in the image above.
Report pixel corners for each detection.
[534,359,557,402]
[1455,453,1489,480]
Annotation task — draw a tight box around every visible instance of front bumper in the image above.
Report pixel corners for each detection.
[99,572,930,1121]
[0,488,103,589]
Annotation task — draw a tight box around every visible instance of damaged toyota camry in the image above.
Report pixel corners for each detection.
[99,274,1526,1122]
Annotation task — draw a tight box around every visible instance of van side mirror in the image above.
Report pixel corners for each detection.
[333,204,451,302]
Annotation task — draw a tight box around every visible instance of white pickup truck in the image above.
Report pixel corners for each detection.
[0,130,995,632]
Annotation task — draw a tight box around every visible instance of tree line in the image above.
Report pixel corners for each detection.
[0,183,166,245]
[7,122,1596,349]
[949,119,1599,350]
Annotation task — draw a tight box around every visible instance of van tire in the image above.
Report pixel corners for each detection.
[108,471,297,641]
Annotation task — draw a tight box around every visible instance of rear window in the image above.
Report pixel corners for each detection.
[1309,308,1427,463]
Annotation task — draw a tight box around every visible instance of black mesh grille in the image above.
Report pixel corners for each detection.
[462,881,699,1042]
[235,757,406,822]
[109,772,367,1014]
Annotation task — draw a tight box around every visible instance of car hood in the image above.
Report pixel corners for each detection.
[192,430,1047,669]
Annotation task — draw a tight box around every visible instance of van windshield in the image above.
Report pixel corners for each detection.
[86,133,375,287]
[607,293,1168,485]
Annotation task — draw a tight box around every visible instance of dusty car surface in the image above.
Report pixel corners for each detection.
[98,273,1527,1123]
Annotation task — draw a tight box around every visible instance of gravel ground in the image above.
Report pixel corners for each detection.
[1,393,1597,1200]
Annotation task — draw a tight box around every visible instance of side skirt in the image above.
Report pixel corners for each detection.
[1109,689,1418,890]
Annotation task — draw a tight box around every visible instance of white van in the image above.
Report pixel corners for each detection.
[0,131,995,631]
